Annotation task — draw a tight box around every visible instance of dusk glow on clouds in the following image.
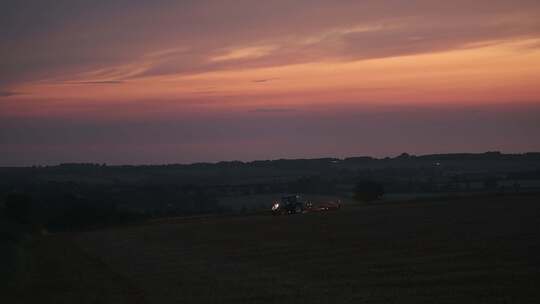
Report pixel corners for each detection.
[1,1,540,165]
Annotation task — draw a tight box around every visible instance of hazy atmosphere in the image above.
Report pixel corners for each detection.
[2,0,540,165]
[3,2,540,304]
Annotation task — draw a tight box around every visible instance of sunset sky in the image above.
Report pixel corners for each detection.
[1,1,540,165]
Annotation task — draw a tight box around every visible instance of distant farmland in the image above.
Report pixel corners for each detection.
[8,194,540,304]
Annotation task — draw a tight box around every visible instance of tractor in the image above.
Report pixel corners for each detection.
[271,195,305,215]
[271,195,342,215]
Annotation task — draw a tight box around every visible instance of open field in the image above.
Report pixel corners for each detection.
[7,194,540,303]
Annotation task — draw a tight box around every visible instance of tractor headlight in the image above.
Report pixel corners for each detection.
[272,203,280,211]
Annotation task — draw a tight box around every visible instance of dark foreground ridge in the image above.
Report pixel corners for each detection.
[3,194,540,303]
[1,152,540,303]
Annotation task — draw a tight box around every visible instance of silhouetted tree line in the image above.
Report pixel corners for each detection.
[0,181,228,232]
[1,152,539,233]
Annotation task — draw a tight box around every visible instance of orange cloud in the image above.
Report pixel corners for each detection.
[210,45,278,62]
[4,37,538,121]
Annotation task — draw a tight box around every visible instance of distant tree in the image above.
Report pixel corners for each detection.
[396,152,412,159]
[353,180,384,202]
[483,178,498,190]
[240,205,248,214]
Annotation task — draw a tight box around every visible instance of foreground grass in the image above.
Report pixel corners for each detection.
[1,234,145,304]
[5,194,540,303]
